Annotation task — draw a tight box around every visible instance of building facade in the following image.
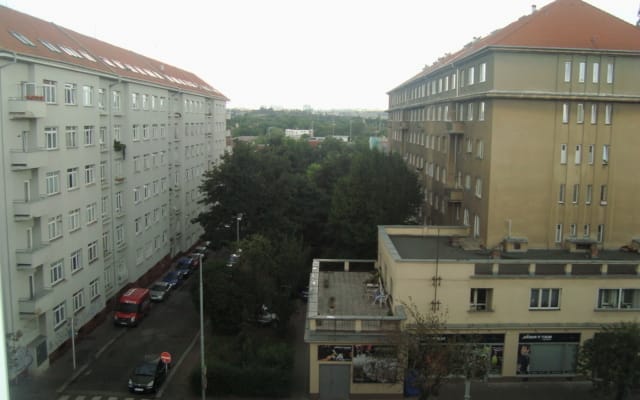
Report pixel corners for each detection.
[387,0,640,250]
[0,6,229,376]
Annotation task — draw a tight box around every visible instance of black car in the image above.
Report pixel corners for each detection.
[128,358,169,393]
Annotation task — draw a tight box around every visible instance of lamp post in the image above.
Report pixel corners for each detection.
[69,317,76,370]
[198,253,206,399]
[235,213,243,249]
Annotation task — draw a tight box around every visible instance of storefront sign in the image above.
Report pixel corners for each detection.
[518,333,580,343]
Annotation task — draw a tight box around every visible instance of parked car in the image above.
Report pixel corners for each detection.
[113,288,151,327]
[128,357,169,393]
[177,256,194,268]
[162,271,181,289]
[226,253,241,268]
[299,286,309,303]
[176,263,192,279]
[194,246,208,254]
[190,251,206,264]
[149,282,172,302]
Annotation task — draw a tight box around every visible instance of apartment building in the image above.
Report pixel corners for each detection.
[0,6,229,376]
[387,0,640,251]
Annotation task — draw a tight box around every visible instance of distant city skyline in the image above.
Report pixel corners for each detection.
[3,0,638,110]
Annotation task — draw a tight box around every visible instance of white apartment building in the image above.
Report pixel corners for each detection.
[0,6,229,376]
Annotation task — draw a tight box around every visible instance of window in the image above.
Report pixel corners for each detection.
[86,202,97,224]
[100,161,107,183]
[588,144,595,164]
[564,61,571,82]
[101,196,109,216]
[560,144,567,164]
[473,215,480,238]
[69,250,82,274]
[84,126,94,146]
[463,209,470,226]
[84,164,95,185]
[66,126,77,148]
[584,224,591,237]
[605,104,612,125]
[50,259,64,287]
[570,224,577,237]
[43,79,56,103]
[143,154,150,170]
[476,140,484,159]
[45,127,58,150]
[562,103,569,123]
[468,66,475,85]
[558,184,566,203]
[53,302,66,328]
[115,191,123,213]
[606,63,614,84]
[131,92,139,109]
[598,289,640,309]
[88,240,98,262]
[555,223,563,243]
[48,215,62,240]
[46,171,60,195]
[72,290,85,313]
[112,90,121,112]
[64,83,77,105]
[572,184,579,204]
[133,125,140,141]
[590,104,597,124]
[470,288,492,311]
[102,232,111,256]
[530,288,560,309]
[467,103,474,121]
[116,224,124,245]
[592,62,599,83]
[600,185,608,205]
[135,217,142,235]
[142,94,149,110]
[475,178,482,198]
[464,174,471,190]
[478,102,485,121]
[143,124,149,140]
[97,88,105,109]
[602,145,609,164]
[479,63,486,82]
[82,85,93,106]
[133,156,141,172]
[578,62,586,83]
[584,184,592,205]
[99,126,107,148]
[67,167,78,190]
[90,278,99,299]
[68,209,80,232]
[113,125,121,141]
[574,145,581,164]
[576,103,584,123]
[133,187,140,203]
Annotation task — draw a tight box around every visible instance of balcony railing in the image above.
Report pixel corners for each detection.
[8,82,46,119]
[10,147,48,170]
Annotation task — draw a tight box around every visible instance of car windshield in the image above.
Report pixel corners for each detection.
[117,303,138,313]
[150,284,167,292]
[134,362,156,376]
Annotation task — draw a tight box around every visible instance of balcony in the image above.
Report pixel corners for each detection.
[446,187,464,203]
[18,289,52,316]
[10,148,48,170]
[7,94,47,119]
[446,121,465,134]
[13,197,48,220]
[16,243,50,269]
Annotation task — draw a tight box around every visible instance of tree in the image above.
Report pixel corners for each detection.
[578,322,640,400]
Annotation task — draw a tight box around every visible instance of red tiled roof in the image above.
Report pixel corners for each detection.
[0,5,228,100]
[394,0,640,90]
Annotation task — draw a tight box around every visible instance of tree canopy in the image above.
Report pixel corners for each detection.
[578,322,640,400]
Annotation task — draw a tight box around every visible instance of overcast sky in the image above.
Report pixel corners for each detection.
[3,0,638,110]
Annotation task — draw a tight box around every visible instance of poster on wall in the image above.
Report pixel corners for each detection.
[352,345,398,383]
[318,345,353,361]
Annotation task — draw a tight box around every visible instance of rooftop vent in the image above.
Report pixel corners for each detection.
[531,4,537,14]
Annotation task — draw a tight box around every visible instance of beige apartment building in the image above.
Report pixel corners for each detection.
[0,6,229,377]
[304,2,640,398]
[387,0,640,251]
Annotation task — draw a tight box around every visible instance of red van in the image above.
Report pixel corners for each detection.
[113,288,151,327]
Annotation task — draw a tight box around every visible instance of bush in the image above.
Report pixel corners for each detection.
[191,360,291,397]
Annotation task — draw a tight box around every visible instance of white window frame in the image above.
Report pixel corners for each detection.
[84,164,96,185]
[68,208,80,232]
[478,102,485,121]
[43,79,57,103]
[562,103,569,123]
[592,62,599,83]
[597,288,640,310]
[48,215,63,240]
[576,103,584,124]
[50,259,64,286]
[53,302,66,328]
[64,83,77,105]
[84,126,94,146]
[602,144,609,164]
[70,249,82,273]
[578,62,586,83]
[66,126,77,148]
[558,183,566,203]
[88,240,98,263]
[82,85,93,106]
[574,144,581,164]
[555,223,563,243]
[605,104,612,125]
[564,61,571,82]
[45,127,58,150]
[72,290,85,313]
[572,184,579,204]
[586,184,593,205]
[590,104,597,124]
[46,171,60,195]
[468,66,475,85]
[560,144,567,164]
[86,202,97,224]
[90,279,100,299]
[529,288,560,309]
[470,288,492,311]
[67,167,78,190]
[606,63,614,84]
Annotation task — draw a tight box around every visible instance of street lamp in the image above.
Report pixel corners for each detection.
[198,253,206,399]
[69,317,76,370]
[235,213,243,250]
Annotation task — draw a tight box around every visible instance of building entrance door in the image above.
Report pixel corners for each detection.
[319,364,350,400]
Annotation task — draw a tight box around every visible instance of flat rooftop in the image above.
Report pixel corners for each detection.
[316,271,389,317]
[389,235,640,263]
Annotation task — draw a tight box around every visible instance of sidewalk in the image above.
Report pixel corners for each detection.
[9,313,126,400]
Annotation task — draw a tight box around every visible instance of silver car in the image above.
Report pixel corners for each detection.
[149,282,171,302]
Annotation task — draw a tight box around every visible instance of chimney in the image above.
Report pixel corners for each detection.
[531,4,537,13]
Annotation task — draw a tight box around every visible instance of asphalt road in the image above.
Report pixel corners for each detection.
[62,276,199,397]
